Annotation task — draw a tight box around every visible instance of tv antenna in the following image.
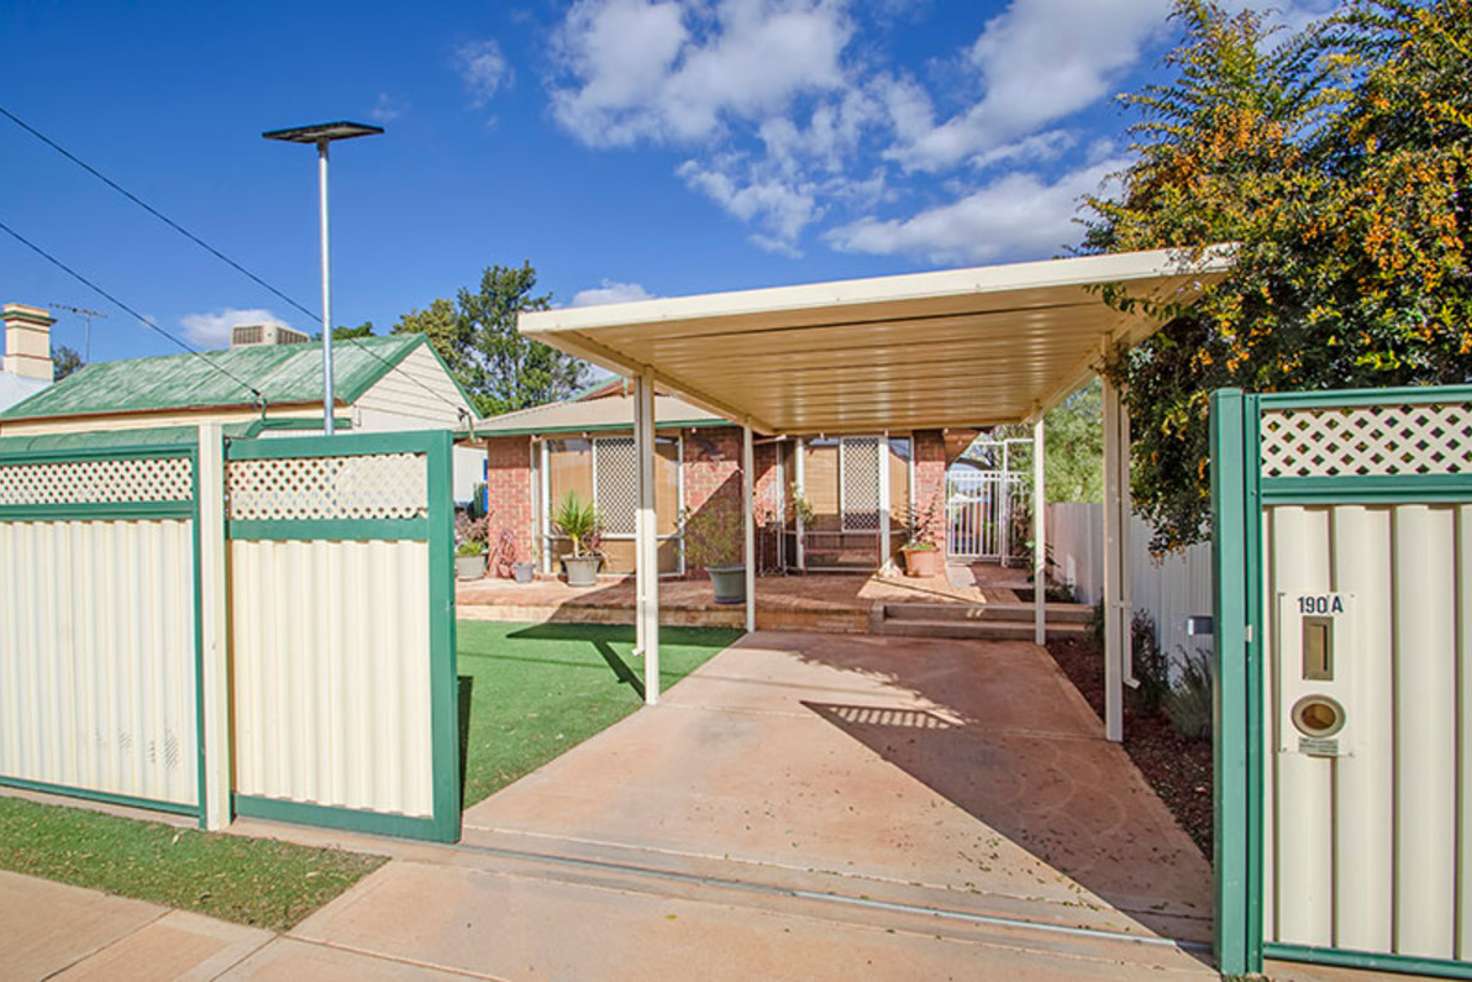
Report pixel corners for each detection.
[49,302,107,361]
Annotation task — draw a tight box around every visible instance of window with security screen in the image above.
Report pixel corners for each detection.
[542,434,682,575]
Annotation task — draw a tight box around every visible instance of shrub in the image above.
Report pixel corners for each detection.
[552,492,600,557]
[683,503,742,568]
[1130,610,1170,716]
[1165,648,1213,741]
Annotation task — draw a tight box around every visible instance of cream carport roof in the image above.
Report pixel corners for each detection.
[474,390,723,435]
[519,247,1232,435]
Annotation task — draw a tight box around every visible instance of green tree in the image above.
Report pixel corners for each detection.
[333,322,375,339]
[393,263,586,416]
[312,322,375,340]
[51,345,84,380]
[1083,0,1472,550]
[393,298,474,381]
[993,380,1105,504]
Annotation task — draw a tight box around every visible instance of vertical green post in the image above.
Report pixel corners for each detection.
[425,429,462,843]
[1211,388,1256,975]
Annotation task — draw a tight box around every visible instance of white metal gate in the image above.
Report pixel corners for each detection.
[946,471,1026,561]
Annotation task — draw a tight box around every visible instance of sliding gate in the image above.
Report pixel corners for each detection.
[1214,386,1472,978]
[225,431,460,842]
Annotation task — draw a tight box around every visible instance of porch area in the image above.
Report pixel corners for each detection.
[457,565,1092,639]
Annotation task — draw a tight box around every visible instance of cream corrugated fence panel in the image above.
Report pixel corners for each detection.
[229,539,433,817]
[0,445,200,813]
[224,431,458,842]
[0,520,198,807]
[1046,502,1213,670]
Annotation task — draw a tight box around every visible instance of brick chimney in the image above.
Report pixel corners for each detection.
[3,303,55,381]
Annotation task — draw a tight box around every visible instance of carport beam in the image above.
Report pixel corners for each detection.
[743,423,756,633]
[1033,415,1046,646]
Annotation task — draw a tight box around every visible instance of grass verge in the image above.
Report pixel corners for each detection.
[0,795,385,930]
[458,621,739,807]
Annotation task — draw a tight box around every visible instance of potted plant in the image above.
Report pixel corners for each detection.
[513,535,537,584]
[553,491,602,587]
[683,504,745,604]
[455,514,488,580]
[899,497,943,578]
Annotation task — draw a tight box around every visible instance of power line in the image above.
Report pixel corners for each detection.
[0,219,266,404]
[0,102,471,423]
[1,104,319,325]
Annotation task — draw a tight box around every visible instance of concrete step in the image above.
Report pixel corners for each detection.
[875,617,1088,642]
[882,601,1094,624]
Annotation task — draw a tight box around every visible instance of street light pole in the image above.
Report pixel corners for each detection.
[316,138,334,434]
[263,121,384,435]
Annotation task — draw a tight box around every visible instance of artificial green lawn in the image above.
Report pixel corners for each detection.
[457,621,739,807]
[0,795,384,930]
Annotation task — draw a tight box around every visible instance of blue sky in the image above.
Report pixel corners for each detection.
[1,0,1332,363]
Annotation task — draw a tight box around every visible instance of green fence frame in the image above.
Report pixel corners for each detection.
[1213,385,1472,978]
[0,437,209,826]
[224,430,461,844]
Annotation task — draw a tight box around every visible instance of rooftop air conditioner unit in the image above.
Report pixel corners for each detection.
[231,323,309,348]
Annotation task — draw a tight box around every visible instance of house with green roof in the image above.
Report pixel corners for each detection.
[0,330,487,500]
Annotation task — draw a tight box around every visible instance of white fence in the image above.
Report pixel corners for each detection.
[1047,502,1213,668]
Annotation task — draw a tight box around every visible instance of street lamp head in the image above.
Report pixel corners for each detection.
[262,121,384,144]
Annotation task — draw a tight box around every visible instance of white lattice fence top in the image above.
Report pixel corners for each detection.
[0,456,193,506]
[1261,403,1472,478]
[226,453,427,521]
[594,438,638,535]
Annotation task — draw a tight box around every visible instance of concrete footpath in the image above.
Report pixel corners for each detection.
[3,858,1408,981]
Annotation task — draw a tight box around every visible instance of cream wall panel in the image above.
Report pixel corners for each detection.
[353,346,469,429]
[0,520,197,806]
[230,539,433,818]
[1270,505,1333,947]
[1261,508,1275,936]
[1393,505,1457,958]
[1329,506,1394,952]
[1459,506,1472,959]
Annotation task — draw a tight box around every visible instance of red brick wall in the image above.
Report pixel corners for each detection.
[485,435,533,572]
[913,430,947,548]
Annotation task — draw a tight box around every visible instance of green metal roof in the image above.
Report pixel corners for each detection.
[0,334,425,422]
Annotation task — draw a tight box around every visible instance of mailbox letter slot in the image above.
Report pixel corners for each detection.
[1302,616,1333,681]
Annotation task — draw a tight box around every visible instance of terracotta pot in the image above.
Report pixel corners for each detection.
[706,565,746,605]
[901,546,943,578]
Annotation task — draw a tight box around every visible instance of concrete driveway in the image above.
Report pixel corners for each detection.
[462,631,1213,945]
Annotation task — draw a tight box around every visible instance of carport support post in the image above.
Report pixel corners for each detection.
[1101,376,1126,743]
[195,422,231,829]
[742,423,756,632]
[878,432,892,574]
[635,370,660,704]
[1032,414,1046,646]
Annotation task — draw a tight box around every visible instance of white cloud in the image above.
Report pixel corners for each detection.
[180,308,291,348]
[550,0,853,147]
[455,39,513,107]
[825,155,1127,264]
[677,157,820,255]
[369,92,407,124]
[570,280,656,306]
[542,0,1335,260]
[887,0,1172,173]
